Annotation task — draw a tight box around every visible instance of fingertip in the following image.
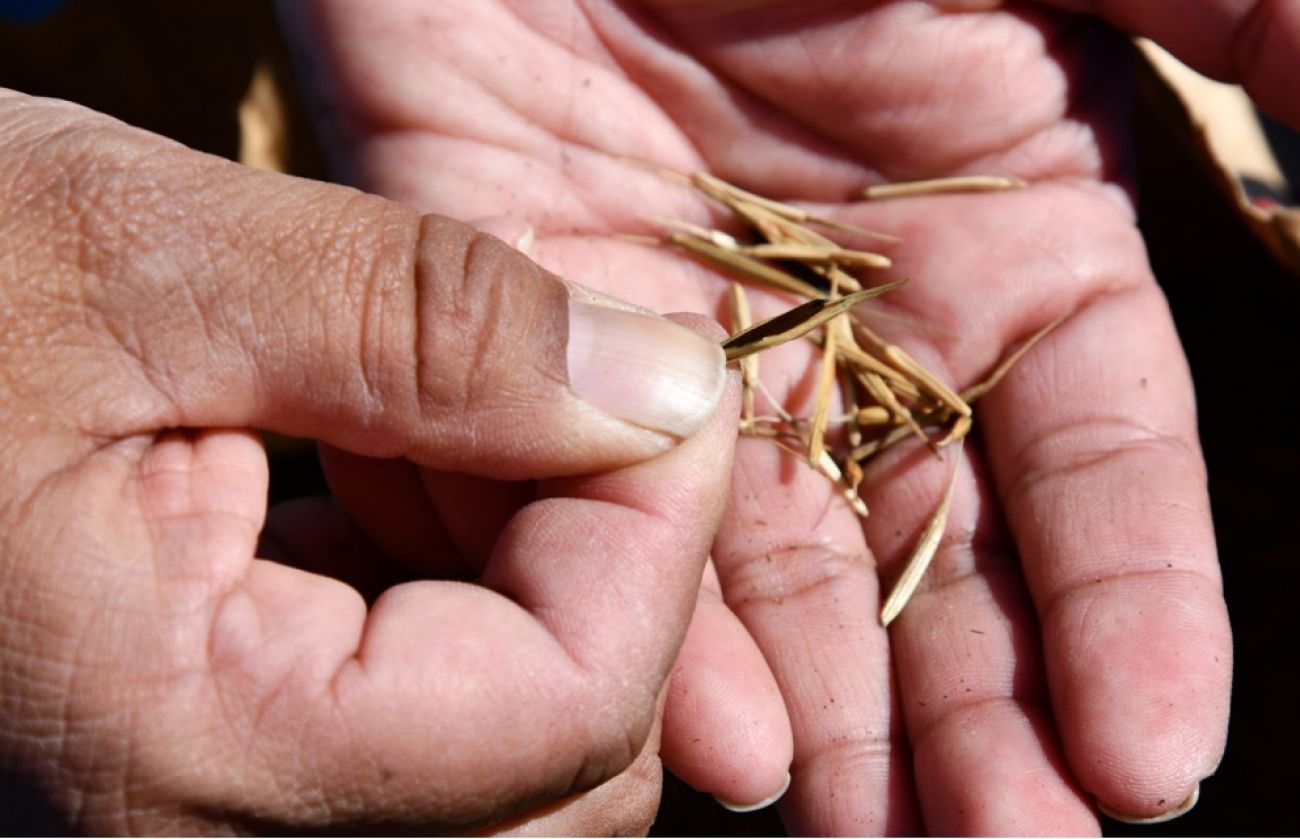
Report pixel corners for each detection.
[1046,574,1231,816]
[660,586,793,809]
[912,701,1098,836]
[714,771,791,813]
[1097,782,1201,826]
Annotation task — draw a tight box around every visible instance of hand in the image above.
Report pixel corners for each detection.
[0,89,737,833]
[278,1,1292,832]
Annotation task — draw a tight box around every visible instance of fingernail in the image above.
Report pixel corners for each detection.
[714,771,791,814]
[1097,783,1200,825]
[567,300,725,439]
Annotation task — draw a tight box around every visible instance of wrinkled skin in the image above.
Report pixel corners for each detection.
[0,89,738,835]
[4,0,1296,834]
[278,0,1284,832]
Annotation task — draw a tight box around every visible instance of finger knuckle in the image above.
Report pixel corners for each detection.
[721,545,873,611]
[411,216,567,435]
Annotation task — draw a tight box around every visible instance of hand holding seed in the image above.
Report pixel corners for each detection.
[0,90,739,832]
[272,1,1298,832]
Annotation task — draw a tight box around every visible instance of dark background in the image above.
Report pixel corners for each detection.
[2,2,1297,835]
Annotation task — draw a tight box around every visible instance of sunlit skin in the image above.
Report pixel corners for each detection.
[0,91,738,834]
[280,0,1293,832]
[1,0,1294,834]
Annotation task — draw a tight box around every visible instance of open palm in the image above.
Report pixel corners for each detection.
[284,1,1232,832]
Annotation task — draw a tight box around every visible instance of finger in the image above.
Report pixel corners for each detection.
[847,180,1229,822]
[863,446,1097,834]
[981,285,1231,821]
[202,338,741,829]
[1037,0,1300,127]
[1,91,725,479]
[660,562,793,812]
[710,328,920,834]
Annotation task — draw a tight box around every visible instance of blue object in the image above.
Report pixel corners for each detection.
[0,0,67,24]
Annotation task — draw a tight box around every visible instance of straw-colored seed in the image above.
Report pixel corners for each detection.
[734,201,837,249]
[834,336,920,397]
[934,414,972,448]
[655,216,741,250]
[880,441,964,626]
[811,448,870,518]
[692,170,901,244]
[668,231,827,300]
[856,405,893,425]
[960,313,1066,402]
[850,420,924,464]
[844,457,865,493]
[742,242,892,270]
[864,175,1028,200]
[807,270,848,465]
[723,284,905,362]
[729,283,759,428]
[882,344,972,418]
[858,369,930,447]
[616,164,1055,623]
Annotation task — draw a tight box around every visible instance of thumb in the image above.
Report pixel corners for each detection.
[3,91,725,477]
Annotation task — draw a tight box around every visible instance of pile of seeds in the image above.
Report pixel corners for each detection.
[629,168,1058,624]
